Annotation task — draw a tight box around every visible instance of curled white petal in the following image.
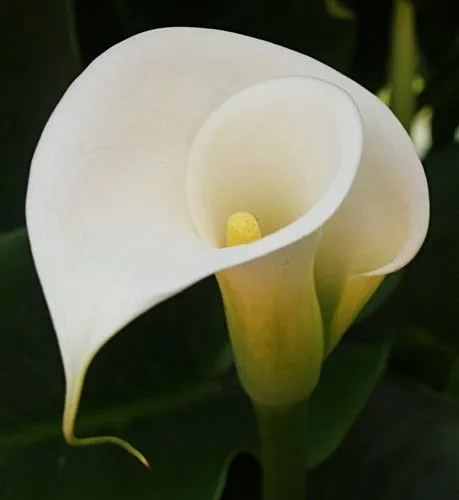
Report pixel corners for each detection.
[26,27,429,453]
[187,77,362,246]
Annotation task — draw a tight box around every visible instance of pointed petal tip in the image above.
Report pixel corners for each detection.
[61,355,149,468]
[64,430,150,467]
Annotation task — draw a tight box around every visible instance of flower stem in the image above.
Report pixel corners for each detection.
[389,0,418,130]
[256,401,308,500]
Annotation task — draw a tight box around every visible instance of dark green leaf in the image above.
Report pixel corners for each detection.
[311,374,459,500]
[307,336,394,468]
[0,380,256,500]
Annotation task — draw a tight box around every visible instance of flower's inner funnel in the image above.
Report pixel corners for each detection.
[186,77,362,248]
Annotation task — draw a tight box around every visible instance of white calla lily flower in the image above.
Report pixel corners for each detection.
[26,27,429,463]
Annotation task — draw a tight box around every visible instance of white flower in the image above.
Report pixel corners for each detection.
[26,28,429,461]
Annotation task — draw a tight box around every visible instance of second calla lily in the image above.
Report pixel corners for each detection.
[26,27,429,463]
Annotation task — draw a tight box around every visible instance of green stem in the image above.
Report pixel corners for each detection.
[256,401,308,500]
[389,0,418,130]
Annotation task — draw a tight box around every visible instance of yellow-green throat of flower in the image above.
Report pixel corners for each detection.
[226,212,262,247]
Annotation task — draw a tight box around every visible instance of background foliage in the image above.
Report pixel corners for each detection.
[1,0,459,498]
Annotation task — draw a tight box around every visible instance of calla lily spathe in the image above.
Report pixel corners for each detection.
[26,28,429,460]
